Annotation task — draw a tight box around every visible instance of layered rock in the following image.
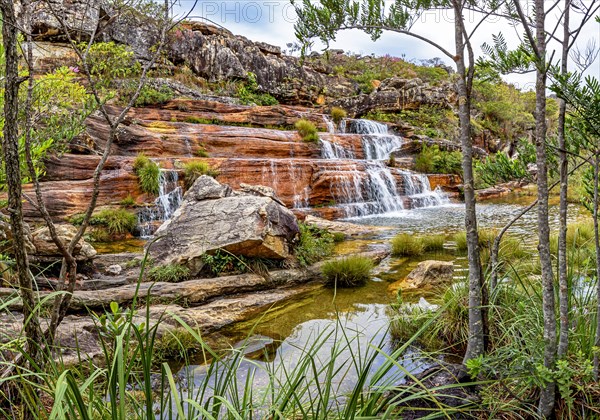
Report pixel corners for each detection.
[332,78,455,117]
[148,176,299,274]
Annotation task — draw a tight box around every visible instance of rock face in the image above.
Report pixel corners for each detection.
[332,78,454,117]
[31,225,97,262]
[0,215,36,255]
[404,260,454,288]
[148,176,299,274]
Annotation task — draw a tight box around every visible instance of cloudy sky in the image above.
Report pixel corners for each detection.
[175,0,600,89]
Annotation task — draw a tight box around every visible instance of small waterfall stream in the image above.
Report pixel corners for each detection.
[137,170,183,238]
[320,118,449,218]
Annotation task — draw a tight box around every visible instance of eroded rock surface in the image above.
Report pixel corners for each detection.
[148,176,299,274]
[31,224,97,262]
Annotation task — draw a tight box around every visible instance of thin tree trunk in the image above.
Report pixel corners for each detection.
[0,1,44,416]
[453,1,484,362]
[556,0,571,360]
[533,0,557,415]
[593,152,600,378]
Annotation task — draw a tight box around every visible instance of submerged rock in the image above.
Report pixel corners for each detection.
[148,176,299,274]
[404,260,454,289]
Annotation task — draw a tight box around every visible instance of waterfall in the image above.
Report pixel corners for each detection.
[319,118,449,218]
[137,170,183,238]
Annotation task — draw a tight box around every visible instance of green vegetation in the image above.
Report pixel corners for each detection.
[391,233,446,256]
[453,228,498,252]
[391,233,425,256]
[295,223,335,266]
[365,106,458,139]
[70,208,137,235]
[330,106,347,124]
[85,41,141,82]
[120,195,136,207]
[236,72,279,105]
[133,153,160,195]
[182,160,218,188]
[295,119,320,143]
[131,84,174,107]
[474,139,537,188]
[414,144,463,175]
[323,53,449,93]
[322,256,374,287]
[147,263,191,282]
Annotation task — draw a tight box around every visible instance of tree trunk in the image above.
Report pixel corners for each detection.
[533,0,557,416]
[453,1,484,363]
[0,0,43,360]
[556,0,571,360]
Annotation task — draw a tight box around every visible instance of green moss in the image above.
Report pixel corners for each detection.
[322,256,374,287]
[295,119,320,143]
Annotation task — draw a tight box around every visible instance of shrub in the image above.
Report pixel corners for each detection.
[295,119,320,143]
[322,256,374,287]
[85,41,141,81]
[201,249,249,276]
[330,107,347,124]
[236,72,279,106]
[182,161,218,188]
[415,144,462,175]
[474,139,539,188]
[295,223,335,266]
[391,233,425,256]
[133,85,174,107]
[147,263,191,282]
[133,153,160,195]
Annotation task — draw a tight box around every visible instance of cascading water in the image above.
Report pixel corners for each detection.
[320,118,448,218]
[137,170,183,238]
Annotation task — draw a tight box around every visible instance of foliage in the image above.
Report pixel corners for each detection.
[182,160,218,188]
[131,84,174,107]
[120,195,136,207]
[147,263,191,282]
[83,41,141,82]
[330,106,347,124]
[0,66,93,190]
[70,208,137,235]
[133,153,160,195]
[474,139,537,188]
[422,234,446,251]
[236,72,279,105]
[414,144,462,175]
[295,119,320,143]
[295,223,335,266]
[321,256,374,287]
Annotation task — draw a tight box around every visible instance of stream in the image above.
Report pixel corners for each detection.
[174,190,590,403]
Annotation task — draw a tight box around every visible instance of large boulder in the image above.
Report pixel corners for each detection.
[31,224,97,262]
[148,176,299,275]
[404,260,454,289]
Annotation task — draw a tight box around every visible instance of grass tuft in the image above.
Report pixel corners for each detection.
[147,263,191,282]
[391,233,425,256]
[295,119,320,143]
[330,107,347,124]
[322,256,374,287]
[182,160,218,188]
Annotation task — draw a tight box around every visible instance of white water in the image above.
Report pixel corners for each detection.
[320,118,448,218]
[137,170,183,238]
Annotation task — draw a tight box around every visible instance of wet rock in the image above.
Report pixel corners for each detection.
[148,176,299,274]
[31,224,97,262]
[404,260,454,288]
[302,215,386,236]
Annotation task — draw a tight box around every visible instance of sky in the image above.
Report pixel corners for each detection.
[174,0,600,90]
